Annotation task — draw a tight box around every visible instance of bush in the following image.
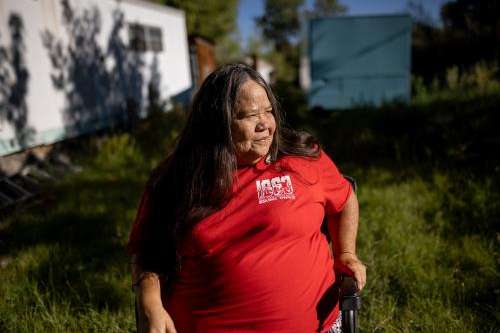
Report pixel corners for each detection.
[413,61,500,104]
[94,134,144,171]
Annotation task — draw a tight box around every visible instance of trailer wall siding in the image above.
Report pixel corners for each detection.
[0,0,191,156]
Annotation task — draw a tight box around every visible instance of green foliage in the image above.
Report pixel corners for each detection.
[247,36,300,82]
[469,62,498,92]
[411,75,429,101]
[162,0,239,42]
[160,0,242,64]
[310,0,347,16]
[272,79,309,126]
[313,94,500,173]
[94,134,144,172]
[412,0,500,80]
[245,35,271,57]
[313,0,346,14]
[268,50,297,82]
[445,66,459,89]
[256,0,304,51]
[132,105,187,162]
[412,61,500,104]
[441,0,500,37]
[214,31,244,65]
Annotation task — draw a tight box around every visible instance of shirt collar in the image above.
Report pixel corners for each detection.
[254,154,271,171]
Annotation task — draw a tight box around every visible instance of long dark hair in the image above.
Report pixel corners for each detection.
[136,64,320,276]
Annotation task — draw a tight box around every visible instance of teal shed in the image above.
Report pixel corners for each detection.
[307,14,412,109]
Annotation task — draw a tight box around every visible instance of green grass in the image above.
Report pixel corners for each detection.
[0,101,499,332]
[350,167,499,332]
[0,166,145,332]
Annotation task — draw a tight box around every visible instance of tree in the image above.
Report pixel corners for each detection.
[411,0,500,81]
[163,0,239,42]
[256,0,304,52]
[246,35,271,57]
[215,31,244,64]
[441,0,499,33]
[441,0,500,67]
[312,0,347,16]
[154,0,241,63]
[406,0,436,26]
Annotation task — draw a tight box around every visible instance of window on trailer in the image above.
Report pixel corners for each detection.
[129,23,146,52]
[128,23,163,53]
[148,27,163,52]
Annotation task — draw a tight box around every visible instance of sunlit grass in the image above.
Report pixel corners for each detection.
[0,104,498,332]
[350,168,499,332]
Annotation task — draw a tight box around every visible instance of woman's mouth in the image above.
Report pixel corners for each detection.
[254,136,271,143]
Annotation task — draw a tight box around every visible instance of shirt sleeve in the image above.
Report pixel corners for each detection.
[126,185,153,256]
[319,150,352,216]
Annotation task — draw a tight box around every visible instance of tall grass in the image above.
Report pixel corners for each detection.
[412,62,500,104]
[0,86,498,331]
[351,167,498,332]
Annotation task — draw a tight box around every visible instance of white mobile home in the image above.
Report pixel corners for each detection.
[0,0,192,156]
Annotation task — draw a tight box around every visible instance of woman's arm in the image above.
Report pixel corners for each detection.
[328,191,366,291]
[132,256,177,333]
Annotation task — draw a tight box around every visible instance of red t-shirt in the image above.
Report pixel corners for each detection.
[128,150,352,333]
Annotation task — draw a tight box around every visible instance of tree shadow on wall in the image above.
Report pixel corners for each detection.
[0,13,35,148]
[147,55,164,115]
[41,0,154,136]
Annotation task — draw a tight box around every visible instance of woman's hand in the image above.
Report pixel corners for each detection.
[137,297,177,333]
[336,252,366,291]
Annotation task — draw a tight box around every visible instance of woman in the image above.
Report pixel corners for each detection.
[127,64,366,333]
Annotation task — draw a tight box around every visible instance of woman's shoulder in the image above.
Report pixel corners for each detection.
[275,149,336,185]
[278,149,334,169]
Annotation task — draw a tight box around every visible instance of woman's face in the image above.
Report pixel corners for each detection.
[231,79,276,165]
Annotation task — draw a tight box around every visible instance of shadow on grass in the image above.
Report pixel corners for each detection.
[313,94,500,171]
[307,93,500,238]
[1,175,145,313]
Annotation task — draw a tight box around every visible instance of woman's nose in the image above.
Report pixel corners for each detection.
[255,122,267,132]
[255,113,271,132]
